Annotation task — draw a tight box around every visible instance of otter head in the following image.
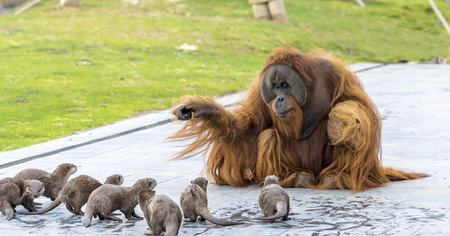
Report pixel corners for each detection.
[104,174,124,186]
[138,189,156,204]
[25,180,45,198]
[191,177,208,192]
[53,163,78,177]
[263,175,280,187]
[133,178,157,190]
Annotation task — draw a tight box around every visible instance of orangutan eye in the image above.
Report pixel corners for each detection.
[282,82,288,88]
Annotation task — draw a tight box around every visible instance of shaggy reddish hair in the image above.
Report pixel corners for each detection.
[169,47,428,191]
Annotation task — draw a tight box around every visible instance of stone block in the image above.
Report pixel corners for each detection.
[60,0,78,7]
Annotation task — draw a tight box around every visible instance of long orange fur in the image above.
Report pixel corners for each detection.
[169,47,428,191]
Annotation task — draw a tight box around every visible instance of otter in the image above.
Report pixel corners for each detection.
[138,189,182,236]
[0,177,44,220]
[83,178,157,227]
[257,175,290,221]
[15,163,78,201]
[21,174,124,215]
[180,177,241,226]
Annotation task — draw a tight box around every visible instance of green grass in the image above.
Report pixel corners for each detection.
[0,0,448,151]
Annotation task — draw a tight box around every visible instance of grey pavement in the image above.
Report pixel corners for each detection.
[0,63,449,235]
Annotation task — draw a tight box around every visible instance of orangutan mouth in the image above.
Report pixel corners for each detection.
[275,109,292,117]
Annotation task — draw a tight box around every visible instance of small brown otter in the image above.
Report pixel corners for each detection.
[180,177,241,226]
[138,189,182,236]
[21,174,124,215]
[0,177,44,220]
[257,175,290,221]
[15,163,78,201]
[83,177,157,227]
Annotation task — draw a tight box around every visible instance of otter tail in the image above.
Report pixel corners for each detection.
[197,207,242,226]
[83,204,95,227]
[20,197,62,215]
[256,201,287,221]
[0,201,14,221]
[384,167,429,181]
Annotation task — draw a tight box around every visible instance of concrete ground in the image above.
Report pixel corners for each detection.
[0,63,449,235]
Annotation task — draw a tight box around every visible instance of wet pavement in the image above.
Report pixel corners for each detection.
[0,63,449,235]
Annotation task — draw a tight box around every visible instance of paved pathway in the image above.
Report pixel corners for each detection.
[0,63,449,235]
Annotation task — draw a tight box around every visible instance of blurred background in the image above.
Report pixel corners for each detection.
[0,0,449,152]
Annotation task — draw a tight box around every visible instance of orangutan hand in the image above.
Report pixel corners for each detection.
[173,105,194,120]
[172,96,222,121]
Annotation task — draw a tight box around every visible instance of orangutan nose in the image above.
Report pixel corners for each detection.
[274,96,286,111]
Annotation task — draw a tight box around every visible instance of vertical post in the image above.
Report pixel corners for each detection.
[428,0,450,35]
[60,0,79,7]
[355,0,365,7]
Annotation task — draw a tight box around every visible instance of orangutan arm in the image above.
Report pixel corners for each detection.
[172,96,235,138]
[170,95,265,186]
[170,95,262,155]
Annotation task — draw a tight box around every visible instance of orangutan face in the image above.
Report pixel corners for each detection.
[260,64,306,118]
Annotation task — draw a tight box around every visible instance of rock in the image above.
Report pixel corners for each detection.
[248,0,288,23]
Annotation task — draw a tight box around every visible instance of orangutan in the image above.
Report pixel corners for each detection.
[169,47,428,191]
